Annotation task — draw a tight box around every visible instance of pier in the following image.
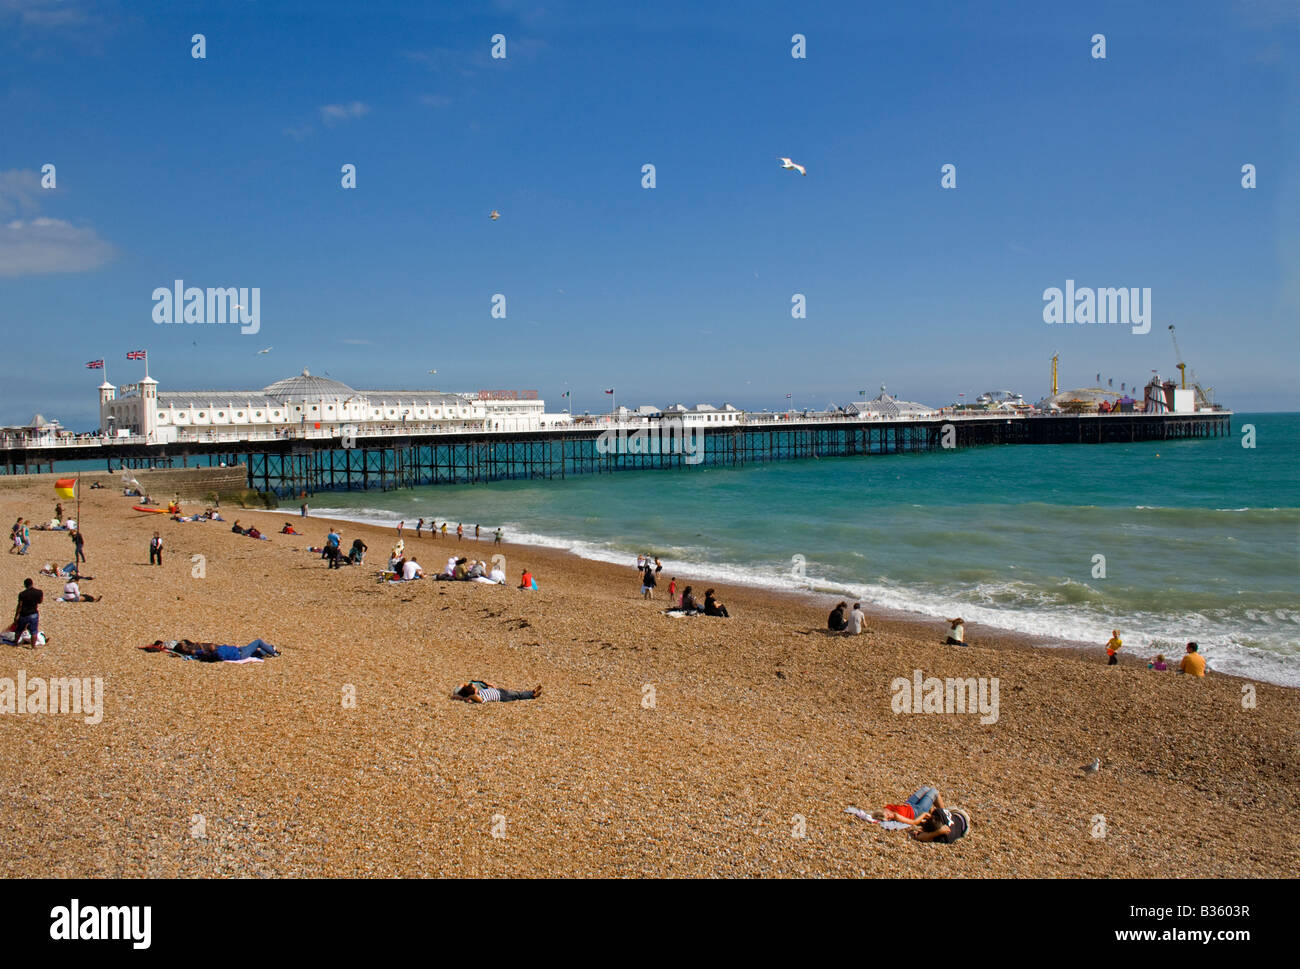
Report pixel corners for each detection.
[0,411,1233,497]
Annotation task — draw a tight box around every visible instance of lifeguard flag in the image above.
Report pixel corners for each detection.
[54,478,76,500]
[314,422,321,429]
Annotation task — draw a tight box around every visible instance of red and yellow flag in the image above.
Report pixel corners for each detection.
[54,478,76,500]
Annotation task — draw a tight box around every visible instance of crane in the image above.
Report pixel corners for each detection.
[1167,324,1214,409]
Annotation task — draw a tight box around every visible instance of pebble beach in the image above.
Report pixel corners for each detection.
[2,478,1296,878]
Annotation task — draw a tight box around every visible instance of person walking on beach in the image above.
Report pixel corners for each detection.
[149,531,163,566]
[417,518,424,539]
[71,529,85,565]
[326,528,342,569]
[475,524,480,541]
[1105,629,1123,666]
[301,502,309,518]
[494,528,503,545]
[849,602,866,635]
[641,564,656,599]
[944,617,966,646]
[457,523,464,542]
[667,577,677,604]
[1179,642,1206,677]
[13,578,43,648]
[441,522,448,538]
[397,521,404,539]
[19,520,31,555]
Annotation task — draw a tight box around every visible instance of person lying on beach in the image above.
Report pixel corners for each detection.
[231,521,245,534]
[246,526,265,540]
[828,602,848,632]
[281,523,300,535]
[944,618,967,646]
[881,785,947,826]
[703,589,729,617]
[148,639,281,661]
[453,680,542,703]
[909,804,971,844]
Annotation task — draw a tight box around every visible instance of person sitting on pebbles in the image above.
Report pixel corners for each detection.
[453,680,542,703]
[944,617,967,646]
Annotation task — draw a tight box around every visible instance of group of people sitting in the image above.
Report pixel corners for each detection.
[230,521,268,540]
[427,555,508,584]
[173,508,222,523]
[828,601,867,634]
[673,585,729,617]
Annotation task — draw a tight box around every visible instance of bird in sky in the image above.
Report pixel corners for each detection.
[1080,758,1101,774]
[779,157,807,176]
[258,347,272,354]
[428,369,438,374]
[489,210,500,220]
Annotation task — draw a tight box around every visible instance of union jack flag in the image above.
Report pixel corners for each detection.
[85,360,104,370]
[127,350,147,360]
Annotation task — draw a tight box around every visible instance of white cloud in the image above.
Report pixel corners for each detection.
[0,216,115,276]
[283,123,315,141]
[0,168,46,216]
[319,101,371,125]
[0,0,90,28]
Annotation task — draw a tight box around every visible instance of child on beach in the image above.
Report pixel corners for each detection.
[668,577,677,604]
[1106,630,1123,665]
[1148,654,1168,671]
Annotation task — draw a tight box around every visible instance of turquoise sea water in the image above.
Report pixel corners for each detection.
[309,413,1298,686]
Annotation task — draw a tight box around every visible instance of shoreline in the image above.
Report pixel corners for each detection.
[246,504,1284,690]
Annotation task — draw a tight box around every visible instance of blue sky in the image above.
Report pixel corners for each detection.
[2,0,1296,427]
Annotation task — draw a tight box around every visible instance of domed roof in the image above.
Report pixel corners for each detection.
[263,368,356,401]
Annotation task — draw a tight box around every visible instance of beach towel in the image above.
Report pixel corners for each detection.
[844,807,912,831]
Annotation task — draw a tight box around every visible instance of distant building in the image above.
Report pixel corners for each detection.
[99,369,569,443]
[844,389,936,419]
[660,403,743,425]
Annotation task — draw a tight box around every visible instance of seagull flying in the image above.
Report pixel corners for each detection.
[258,347,272,354]
[779,157,807,176]
[1080,758,1101,774]
[489,210,500,220]
[427,369,438,374]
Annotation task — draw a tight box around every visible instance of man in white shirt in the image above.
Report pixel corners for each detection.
[402,557,424,581]
[849,603,866,635]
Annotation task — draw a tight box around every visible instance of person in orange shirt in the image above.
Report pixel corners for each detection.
[1179,642,1206,677]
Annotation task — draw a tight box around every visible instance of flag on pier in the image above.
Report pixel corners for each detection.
[85,359,104,369]
[604,389,614,394]
[127,350,147,360]
[561,391,570,398]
